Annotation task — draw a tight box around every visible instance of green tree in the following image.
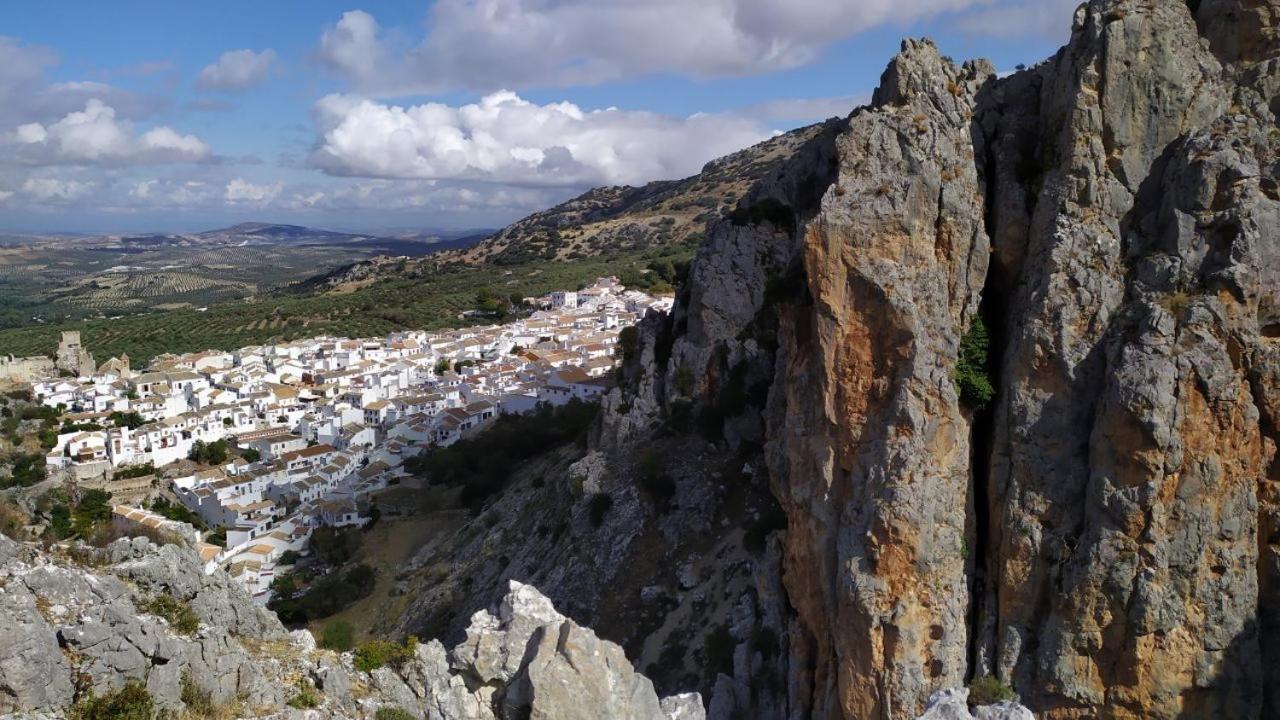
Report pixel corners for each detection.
[954,316,996,409]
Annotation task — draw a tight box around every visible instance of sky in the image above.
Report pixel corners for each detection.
[0,0,1078,235]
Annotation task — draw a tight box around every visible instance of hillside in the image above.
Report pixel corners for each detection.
[445,122,833,266]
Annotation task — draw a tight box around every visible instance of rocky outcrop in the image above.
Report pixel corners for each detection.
[594,0,1280,718]
[766,39,993,720]
[976,2,1278,717]
[0,533,700,719]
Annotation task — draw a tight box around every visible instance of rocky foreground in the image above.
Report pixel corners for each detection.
[0,532,708,719]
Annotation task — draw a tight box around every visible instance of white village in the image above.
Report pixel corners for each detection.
[24,277,670,603]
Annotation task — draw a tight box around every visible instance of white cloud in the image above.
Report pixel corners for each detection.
[225,177,283,204]
[130,179,215,206]
[7,99,211,165]
[197,49,277,91]
[310,90,772,187]
[319,1,990,95]
[0,189,13,202]
[21,177,93,201]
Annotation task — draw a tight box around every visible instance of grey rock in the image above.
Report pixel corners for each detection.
[0,573,74,712]
[659,693,706,720]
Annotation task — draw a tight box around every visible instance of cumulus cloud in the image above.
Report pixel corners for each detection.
[131,178,216,206]
[310,90,772,187]
[21,177,94,202]
[318,1,989,94]
[197,49,277,91]
[7,99,211,165]
[225,177,283,204]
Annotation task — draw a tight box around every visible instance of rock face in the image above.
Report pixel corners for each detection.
[0,533,700,719]
[597,0,1280,718]
[766,39,992,720]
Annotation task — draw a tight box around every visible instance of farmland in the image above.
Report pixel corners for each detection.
[0,244,689,366]
[0,224,481,330]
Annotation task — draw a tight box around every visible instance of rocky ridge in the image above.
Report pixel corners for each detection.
[0,532,704,719]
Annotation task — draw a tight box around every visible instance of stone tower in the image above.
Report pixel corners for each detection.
[55,331,96,377]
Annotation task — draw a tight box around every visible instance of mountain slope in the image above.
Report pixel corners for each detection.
[443,122,836,266]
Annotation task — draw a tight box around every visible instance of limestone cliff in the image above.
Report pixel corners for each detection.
[598,0,1280,718]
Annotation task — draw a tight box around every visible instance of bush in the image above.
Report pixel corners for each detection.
[286,682,319,709]
[0,499,28,540]
[637,451,676,511]
[69,680,155,720]
[180,670,215,717]
[144,593,200,634]
[376,708,416,720]
[113,463,155,480]
[414,400,599,511]
[617,325,639,363]
[189,439,229,465]
[2,452,47,488]
[968,675,1016,706]
[320,620,355,652]
[704,623,736,676]
[955,317,995,409]
[750,626,780,659]
[355,636,418,672]
[268,563,376,625]
[587,493,613,528]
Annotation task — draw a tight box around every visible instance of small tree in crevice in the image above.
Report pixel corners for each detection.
[954,316,995,409]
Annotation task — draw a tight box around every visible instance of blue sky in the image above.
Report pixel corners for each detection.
[0,0,1076,234]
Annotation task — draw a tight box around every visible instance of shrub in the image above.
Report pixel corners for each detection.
[2,452,47,488]
[0,498,29,540]
[180,670,215,717]
[954,316,995,409]
[286,681,319,709]
[375,708,416,720]
[750,626,780,659]
[587,493,614,528]
[268,563,375,624]
[704,623,736,676]
[112,463,155,481]
[617,325,639,363]
[320,620,355,652]
[968,675,1016,706]
[144,593,200,634]
[673,366,695,397]
[637,451,676,511]
[69,680,154,720]
[355,636,418,672]
[743,503,787,556]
